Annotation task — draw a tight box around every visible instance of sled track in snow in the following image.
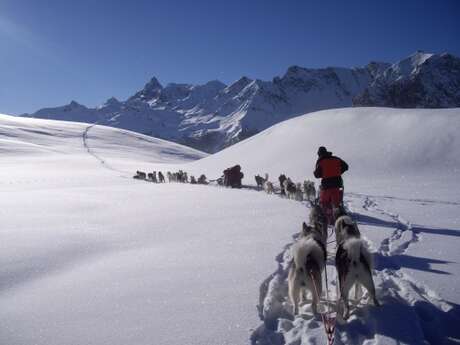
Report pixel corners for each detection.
[82,124,127,176]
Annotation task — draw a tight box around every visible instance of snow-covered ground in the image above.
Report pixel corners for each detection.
[1,108,459,345]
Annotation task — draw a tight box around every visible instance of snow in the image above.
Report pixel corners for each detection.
[1,107,460,345]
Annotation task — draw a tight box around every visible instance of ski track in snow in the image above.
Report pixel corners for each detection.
[250,191,460,345]
[82,123,128,176]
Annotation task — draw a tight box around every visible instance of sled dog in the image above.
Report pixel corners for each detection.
[255,175,265,189]
[264,181,274,194]
[295,183,304,201]
[303,180,316,202]
[335,218,379,319]
[334,207,360,245]
[283,178,297,199]
[309,202,328,245]
[288,222,327,315]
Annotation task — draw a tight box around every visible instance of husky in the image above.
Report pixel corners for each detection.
[303,180,316,202]
[295,183,304,201]
[278,174,287,195]
[264,181,274,194]
[335,217,379,319]
[283,178,297,199]
[158,171,165,183]
[334,206,360,245]
[255,175,265,189]
[288,222,327,315]
[309,202,328,245]
[197,174,208,184]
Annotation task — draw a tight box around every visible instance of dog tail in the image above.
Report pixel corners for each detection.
[344,238,362,268]
[344,238,373,271]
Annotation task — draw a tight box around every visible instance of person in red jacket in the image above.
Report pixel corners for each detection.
[314,146,348,218]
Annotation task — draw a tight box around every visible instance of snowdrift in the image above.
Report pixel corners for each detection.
[189,107,460,197]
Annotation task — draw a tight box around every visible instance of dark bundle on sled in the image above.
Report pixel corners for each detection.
[133,171,146,180]
[223,165,244,188]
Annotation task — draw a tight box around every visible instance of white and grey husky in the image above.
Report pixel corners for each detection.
[335,214,380,319]
[309,202,328,245]
[288,222,327,315]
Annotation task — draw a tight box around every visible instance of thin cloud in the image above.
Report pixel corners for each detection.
[0,15,60,62]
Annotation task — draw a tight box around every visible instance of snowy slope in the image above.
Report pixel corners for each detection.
[188,107,460,191]
[24,51,460,153]
[2,107,460,345]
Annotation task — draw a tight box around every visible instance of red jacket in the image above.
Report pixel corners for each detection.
[314,153,348,189]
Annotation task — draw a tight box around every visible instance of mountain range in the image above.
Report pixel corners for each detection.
[23,51,460,153]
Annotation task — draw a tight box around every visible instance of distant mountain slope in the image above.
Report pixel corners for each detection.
[23,52,460,153]
[353,52,460,108]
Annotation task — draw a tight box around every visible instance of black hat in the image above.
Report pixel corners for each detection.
[317,146,328,156]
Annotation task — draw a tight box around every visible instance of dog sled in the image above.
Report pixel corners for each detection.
[133,171,147,180]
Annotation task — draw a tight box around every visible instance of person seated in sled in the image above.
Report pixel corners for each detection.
[313,146,348,223]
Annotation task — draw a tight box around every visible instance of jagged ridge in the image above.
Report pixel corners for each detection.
[24,51,460,153]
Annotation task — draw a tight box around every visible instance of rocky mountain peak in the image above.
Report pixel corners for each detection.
[129,77,163,102]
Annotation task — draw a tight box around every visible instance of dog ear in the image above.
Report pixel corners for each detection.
[302,222,308,232]
[302,222,311,236]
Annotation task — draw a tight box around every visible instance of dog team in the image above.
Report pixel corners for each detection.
[133,169,208,185]
[134,146,377,319]
[287,145,379,320]
[288,203,379,320]
[254,173,316,202]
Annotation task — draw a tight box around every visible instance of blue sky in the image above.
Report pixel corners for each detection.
[1,0,459,114]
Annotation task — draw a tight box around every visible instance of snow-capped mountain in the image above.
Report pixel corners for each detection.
[353,52,460,107]
[24,52,459,153]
